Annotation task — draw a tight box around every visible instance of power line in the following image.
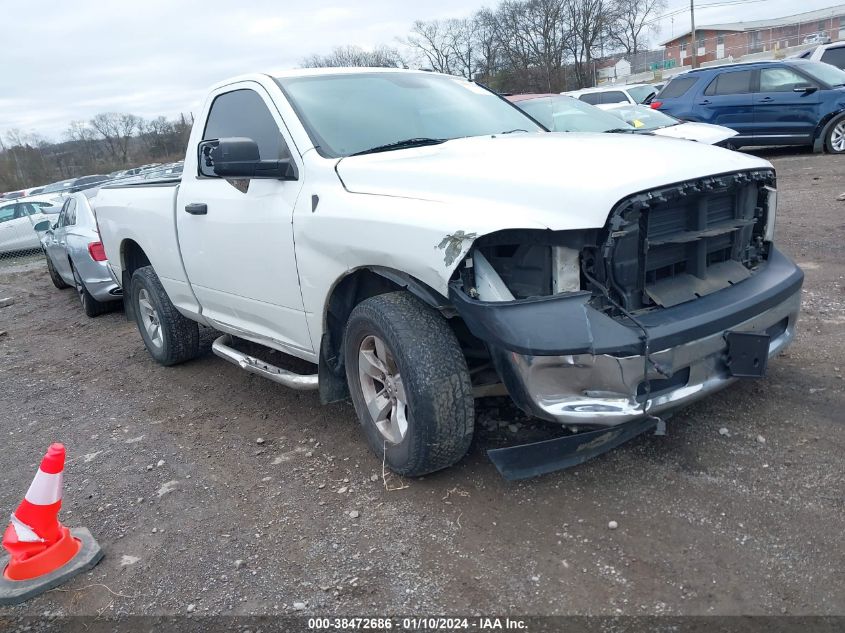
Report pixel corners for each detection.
[642,0,773,28]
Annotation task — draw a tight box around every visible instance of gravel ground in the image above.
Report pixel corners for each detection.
[0,149,842,619]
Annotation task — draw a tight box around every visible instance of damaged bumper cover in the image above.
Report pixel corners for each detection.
[451,247,803,428]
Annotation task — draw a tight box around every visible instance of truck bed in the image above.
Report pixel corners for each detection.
[95,179,204,320]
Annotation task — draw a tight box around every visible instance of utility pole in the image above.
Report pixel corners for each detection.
[690,0,698,69]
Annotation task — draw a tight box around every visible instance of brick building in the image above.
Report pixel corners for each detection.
[660,4,845,67]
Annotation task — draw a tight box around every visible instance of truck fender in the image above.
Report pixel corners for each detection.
[317,266,452,405]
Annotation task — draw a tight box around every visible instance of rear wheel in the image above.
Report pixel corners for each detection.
[825,116,845,154]
[344,292,474,477]
[46,255,69,289]
[130,265,199,366]
[71,262,112,318]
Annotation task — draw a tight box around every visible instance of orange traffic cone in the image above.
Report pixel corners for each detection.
[0,443,103,605]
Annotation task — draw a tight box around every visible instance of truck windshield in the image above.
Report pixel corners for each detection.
[276,72,544,158]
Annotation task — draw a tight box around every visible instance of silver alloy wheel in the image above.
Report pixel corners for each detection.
[137,288,163,349]
[357,334,408,444]
[831,121,845,153]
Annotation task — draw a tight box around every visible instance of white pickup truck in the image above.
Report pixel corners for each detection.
[95,68,803,479]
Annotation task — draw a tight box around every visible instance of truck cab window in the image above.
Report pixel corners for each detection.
[203,89,291,161]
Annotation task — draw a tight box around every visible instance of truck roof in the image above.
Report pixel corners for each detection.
[209,67,449,92]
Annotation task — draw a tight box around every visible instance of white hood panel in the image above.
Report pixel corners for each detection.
[336,133,770,231]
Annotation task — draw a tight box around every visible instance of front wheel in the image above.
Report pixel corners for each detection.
[825,115,845,154]
[130,265,199,366]
[344,292,474,477]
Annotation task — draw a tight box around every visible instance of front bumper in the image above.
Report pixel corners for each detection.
[452,247,803,428]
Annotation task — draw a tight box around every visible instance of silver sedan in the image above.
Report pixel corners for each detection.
[36,190,121,317]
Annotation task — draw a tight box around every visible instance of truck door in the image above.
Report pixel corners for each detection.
[176,85,312,356]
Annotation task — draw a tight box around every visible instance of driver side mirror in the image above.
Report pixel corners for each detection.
[33,220,51,232]
[198,137,297,181]
[793,84,817,93]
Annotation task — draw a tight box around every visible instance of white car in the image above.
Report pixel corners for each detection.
[793,41,845,70]
[803,33,832,45]
[0,197,58,254]
[511,94,738,145]
[563,83,659,106]
[95,68,802,479]
[600,103,739,145]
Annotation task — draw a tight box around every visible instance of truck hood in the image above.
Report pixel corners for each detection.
[335,133,771,230]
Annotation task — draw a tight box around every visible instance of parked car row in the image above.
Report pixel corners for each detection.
[569,55,845,154]
[651,59,845,153]
[1,162,182,201]
[507,94,738,145]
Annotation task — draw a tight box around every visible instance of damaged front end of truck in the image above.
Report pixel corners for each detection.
[448,169,804,479]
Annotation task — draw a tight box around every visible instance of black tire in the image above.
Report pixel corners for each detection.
[344,291,474,477]
[130,265,199,366]
[46,255,69,289]
[71,262,112,318]
[824,114,845,154]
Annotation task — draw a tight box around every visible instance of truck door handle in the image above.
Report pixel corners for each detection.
[758,96,774,102]
[698,99,711,105]
[185,203,207,215]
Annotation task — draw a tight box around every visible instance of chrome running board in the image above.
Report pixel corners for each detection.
[211,334,318,391]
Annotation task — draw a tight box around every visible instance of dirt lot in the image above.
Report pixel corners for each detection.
[0,149,843,620]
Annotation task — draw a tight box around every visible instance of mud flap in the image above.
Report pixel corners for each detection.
[487,416,658,480]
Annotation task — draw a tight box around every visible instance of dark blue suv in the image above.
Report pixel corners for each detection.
[651,59,845,153]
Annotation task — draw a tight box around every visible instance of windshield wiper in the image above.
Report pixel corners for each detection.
[351,137,448,156]
[500,128,529,134]
[605,128,637,134]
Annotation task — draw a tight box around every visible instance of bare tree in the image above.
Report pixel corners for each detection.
[301,45,406,68]
[472,8,502,85]
[494,1,539,88]
[2,129,51,187]
[405,19,457,74]
[138,116,176,157]
[1,111,192,189]
[608,0,666,55]
[563,0,613,88]
[494,0,569,92]
[65,120,99,170]
[89,113,141,164]
[444,18,481,79]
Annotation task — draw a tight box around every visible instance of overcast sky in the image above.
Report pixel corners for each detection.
[2,0,840,141]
